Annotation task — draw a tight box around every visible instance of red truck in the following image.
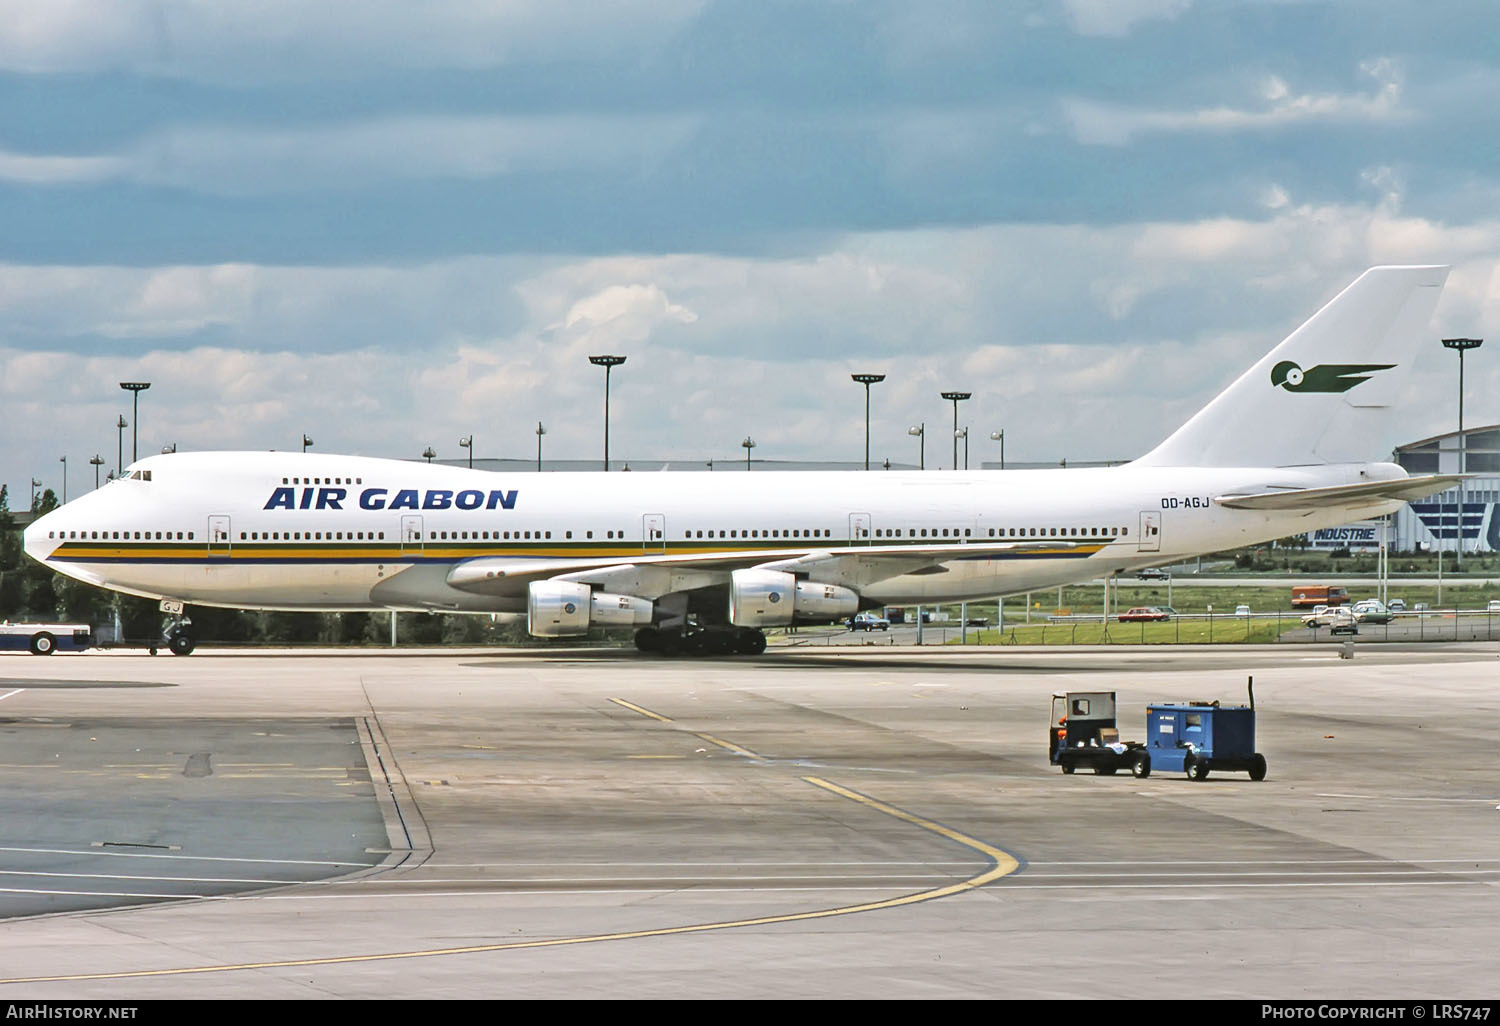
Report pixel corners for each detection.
[1290,584,1349,608]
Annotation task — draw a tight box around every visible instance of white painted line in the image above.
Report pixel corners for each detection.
[0,870,290,885]
[0,689,23,702]
[1023,857,1500,866]
[1315,792,1500,803]
[0,845,376,868]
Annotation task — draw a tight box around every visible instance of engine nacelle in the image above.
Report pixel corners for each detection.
[728,569,859,627]
[527,581,652,637]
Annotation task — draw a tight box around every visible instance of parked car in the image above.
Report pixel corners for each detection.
[1328,608,1360,636]
[1135,567,1170,580]
[1351,599,1392,624]
[964,616,990,627]
[1305,607,1358,633]
[1155,606,1178,619]
[1387,598,1407,612]
[1300,605,1332,627]
[1488,600,1500,613]
[1118,606,1169,622]
[1234,604,1252,615]
[847,613,891,632]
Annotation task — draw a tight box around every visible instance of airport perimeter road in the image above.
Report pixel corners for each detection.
[0,643,1498,999]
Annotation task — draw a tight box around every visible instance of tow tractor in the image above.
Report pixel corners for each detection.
[1049,691,1151,778]
[0,622,93,656]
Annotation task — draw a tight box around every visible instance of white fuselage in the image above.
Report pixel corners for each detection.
[24,451,1404,614]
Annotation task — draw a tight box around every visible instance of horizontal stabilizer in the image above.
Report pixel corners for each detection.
[1214,475,1463,511]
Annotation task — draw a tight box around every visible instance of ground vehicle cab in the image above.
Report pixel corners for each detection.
[846,613,891,631]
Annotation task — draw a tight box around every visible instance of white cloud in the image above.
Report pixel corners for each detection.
[1063,59,1406,145]
[0,114,700,193]
[7,194,1500,498]
[1061,0,1193,37]
[0,0,706,83]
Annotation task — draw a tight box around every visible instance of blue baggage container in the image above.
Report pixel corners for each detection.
[1146,691,1267,781]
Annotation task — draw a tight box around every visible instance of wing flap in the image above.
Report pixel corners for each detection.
[446,539,1099,595]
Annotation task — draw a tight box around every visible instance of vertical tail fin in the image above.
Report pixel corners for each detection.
[1134,265,1449,468]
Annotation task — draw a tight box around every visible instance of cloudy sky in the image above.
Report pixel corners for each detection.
[4,0,1499,501]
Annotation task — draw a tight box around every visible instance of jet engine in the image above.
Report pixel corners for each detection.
[728,569,859,627]
[527,581,653,638]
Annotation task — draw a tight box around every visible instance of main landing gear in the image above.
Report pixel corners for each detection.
[160,600,196,656]
[634,626,767,657]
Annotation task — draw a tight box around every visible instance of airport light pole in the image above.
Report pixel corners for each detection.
[741,436,756,470]
[940,391,970,470]
[119,382,150,464]
[115,415,127,476]
[58,456,67,504]
[90,455,104,489]
[1441,338,1483,566]
[422,447,436,463]
[459,435,472,469]
[30,479,40,511]
[535,422,546,472]
[851,373,885,470]
[990,430,1004,470]
[908,423,924,470]
[302,433,313,453]
[589,354,627,471]
[955,427,968,470]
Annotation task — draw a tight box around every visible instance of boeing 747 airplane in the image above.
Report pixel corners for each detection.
[24,266,1462,655]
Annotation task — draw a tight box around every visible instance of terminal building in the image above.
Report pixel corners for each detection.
[1295,425,1500,554]
[1389,424,1500,554]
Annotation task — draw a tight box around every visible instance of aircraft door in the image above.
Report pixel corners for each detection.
[848,512,872,545]
[400,515,424,556]
[1138,511,1161,552]
[642,514,666,554]
[207,515,231,558]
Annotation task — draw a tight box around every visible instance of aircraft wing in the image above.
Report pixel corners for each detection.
[445,540,1099,598]
[1213,474,1463,511]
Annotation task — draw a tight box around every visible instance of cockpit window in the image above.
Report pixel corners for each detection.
[128,470,153,481]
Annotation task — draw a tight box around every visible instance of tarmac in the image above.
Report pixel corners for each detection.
[0,641,1497,999]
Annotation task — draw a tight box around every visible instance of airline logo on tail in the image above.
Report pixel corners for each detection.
[1270,361,1395,393]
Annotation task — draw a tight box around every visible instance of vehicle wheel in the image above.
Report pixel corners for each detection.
[29,632,55,656]
[1248,754,1267,781]
[1131,752,1151,778]
[168,633,196,656]
[736,629,767,655]
[1060,762,1075,774]
[634,627,660,653]
[1185,754,1209,781]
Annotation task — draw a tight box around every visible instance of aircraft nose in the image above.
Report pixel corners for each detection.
[22,509,60,566]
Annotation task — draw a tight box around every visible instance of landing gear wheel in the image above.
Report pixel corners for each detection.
[168,632,196,657]
[1185,754,1210,781]
[29,632,55,656]
[1060,761,1075,774]
[634,627,661,653]
[1248,753,1267,781]
[734,629,767,655]
[1130,752,1152,778]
